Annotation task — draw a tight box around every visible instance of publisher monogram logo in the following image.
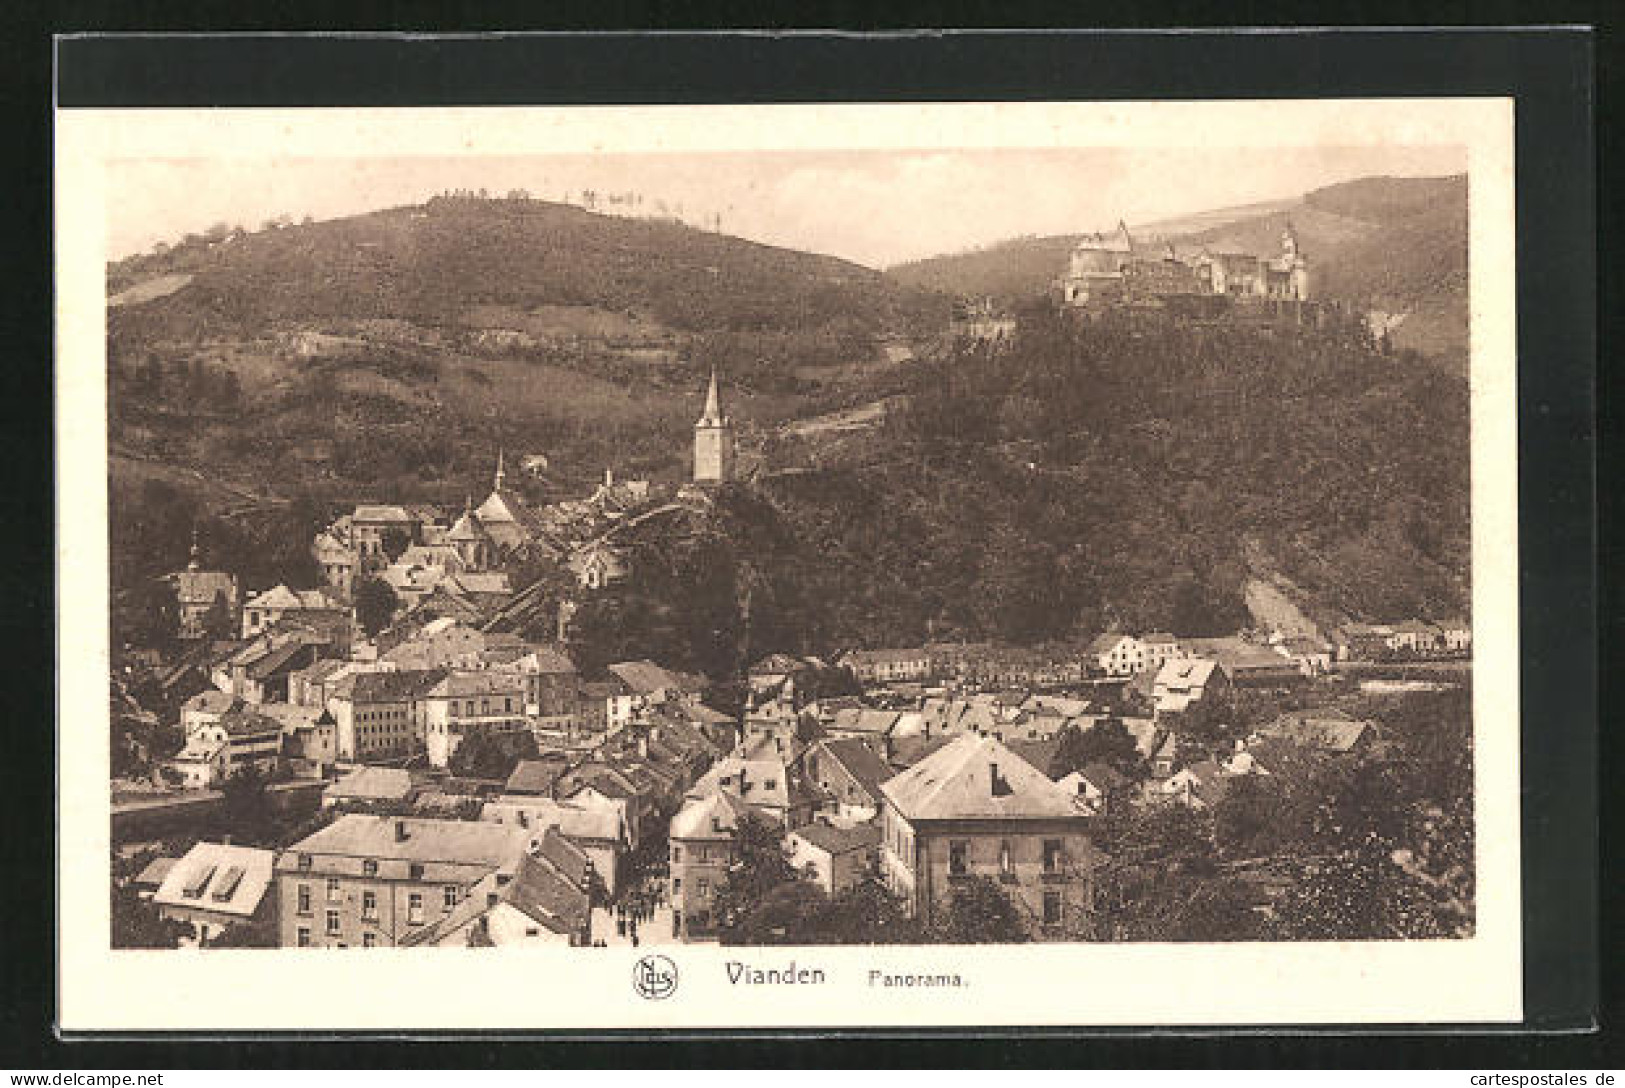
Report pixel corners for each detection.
[632,955,678,1000]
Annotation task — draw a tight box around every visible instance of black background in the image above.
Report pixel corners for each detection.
[5,18,1608,1068]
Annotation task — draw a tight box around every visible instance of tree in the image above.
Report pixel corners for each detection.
[205,917,278,948]
[1053,717,1142,778]
[353,576,399,636]
[220,764,279,844]
[110,881,190,949]
[379,526,413,564]
[201,589,235,641]
[713,812,798,940]
[924,875,1030,944]
[447,729,537,781]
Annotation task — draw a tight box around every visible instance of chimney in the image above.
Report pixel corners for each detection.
[989,763,1012,797]
[487,892,499,909]
[394,818,409,843]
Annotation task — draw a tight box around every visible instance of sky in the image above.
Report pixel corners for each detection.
[107,145,1467,269]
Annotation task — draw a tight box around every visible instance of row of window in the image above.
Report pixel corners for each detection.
[671,875,709,898]
[945,838,1067,877]
[295,884,460,923]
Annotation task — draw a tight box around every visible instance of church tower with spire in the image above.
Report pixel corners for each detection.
[692,368,736,485]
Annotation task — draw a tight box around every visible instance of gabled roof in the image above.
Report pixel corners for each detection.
[607,659,706,696]
[790,821,881,856]
[1080,761,1132,790]
[1262,714,1373,753]
[689,756,796,813]
[342,668,446,703]
[483,797,625,844]
[134,856,178,887]
[504,757,572,796]
[214,708,285,738]
[880,733,1085,822]
[669,789,752,841]
[282,813,533,869]
[749,653,810,676]
[1088,632,1135,654]
[808,737,896,801]
[830,708,901,737]
[183,689,242,716]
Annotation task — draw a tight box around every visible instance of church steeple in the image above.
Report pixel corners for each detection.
[187,525,201,572]
[693,367,735,485]
[493,448,506,493]
[698,367,724,426]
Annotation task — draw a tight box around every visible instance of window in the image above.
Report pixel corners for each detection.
[325,909,340,935]
[949,840,969,876]
[671,845,682,864]
[297,853,312,872]
[363,859,378,877]
[296,927,311,947]
[363,933,377,948]
[326,877,341,902]
[444,885,459,909]
[362,890,378,920]
[1043,891,1062,925]
[696,878,709,897]
[999,841,1013,876]
[408,893,424,924]
[297,884,312,915]
[1043,839,1063,874]
[672,877,682,894]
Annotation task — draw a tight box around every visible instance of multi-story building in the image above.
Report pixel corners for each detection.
[240,584,348,641]
[667,790,751,941]
[1089,633,1146,676]
[152,842,276,944]
[837,648,933,686]
[878,733,1101,941]
[327,669,443,763]
[421,671,530,769]
[275,814,536,948]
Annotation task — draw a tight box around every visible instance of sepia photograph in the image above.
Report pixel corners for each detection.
[55,97,1522,1030]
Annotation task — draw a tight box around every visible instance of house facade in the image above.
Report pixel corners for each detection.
[275,814,535,948]
[878,733,1100,941]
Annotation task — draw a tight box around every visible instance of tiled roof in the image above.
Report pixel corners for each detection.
[607,659,706,695]
[281,813,533,869]
[326,766,414,802]
[669,790,752,841]
[689,756,796,813]
[133,856,178,887]
[427,671,527,699]
[790,821,881,856]
[880,733,1084,822]
[344,669,446,703]
[483,798,624,845]
[175,570,236,606]
[215,708,285,738]
[831,708,901,736]
[183,690,241,715]
[811,737,896,800]
[504,757,572,796]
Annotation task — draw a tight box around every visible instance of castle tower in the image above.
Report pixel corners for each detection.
[1281,222,1311,301]
[693,368,736,485]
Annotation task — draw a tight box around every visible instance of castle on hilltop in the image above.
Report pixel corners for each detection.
[1060,220,1312,311]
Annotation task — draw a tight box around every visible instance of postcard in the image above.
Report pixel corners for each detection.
[57,96,1519,1030]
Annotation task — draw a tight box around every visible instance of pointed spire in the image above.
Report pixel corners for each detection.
[493,447,505,493]
[187,525,201,571]
[699,367,722,425]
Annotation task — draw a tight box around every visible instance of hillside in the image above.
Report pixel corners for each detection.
[885,174,1469,369]
[105,197,952,569]
[716,308,1470,656]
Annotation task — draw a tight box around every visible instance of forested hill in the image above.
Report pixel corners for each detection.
[885,174,1469,369]
[108,194,946,347]
[707,308,1470,658]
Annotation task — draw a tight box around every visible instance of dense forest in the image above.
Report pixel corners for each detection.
[519,305,1469,674]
